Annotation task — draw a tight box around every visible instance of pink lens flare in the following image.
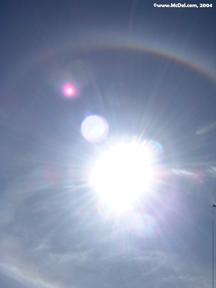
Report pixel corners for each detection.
[63,84,76,97]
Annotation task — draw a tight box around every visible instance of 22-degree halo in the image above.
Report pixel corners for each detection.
[90,141,154,212]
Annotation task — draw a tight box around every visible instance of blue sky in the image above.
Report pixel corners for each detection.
[0,1,216,287]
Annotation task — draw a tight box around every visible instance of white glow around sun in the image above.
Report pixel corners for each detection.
[90,141,154,212]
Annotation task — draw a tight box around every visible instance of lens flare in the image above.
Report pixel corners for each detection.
[63,84,76,97]
[81,115,109,143]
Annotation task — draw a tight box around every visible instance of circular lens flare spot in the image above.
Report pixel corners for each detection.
[63,84,76,97]
[81,115,109,143]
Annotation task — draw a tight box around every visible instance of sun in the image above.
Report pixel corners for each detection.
[89,141,154,212]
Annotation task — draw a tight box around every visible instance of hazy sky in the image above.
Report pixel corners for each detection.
[1,1,216,288]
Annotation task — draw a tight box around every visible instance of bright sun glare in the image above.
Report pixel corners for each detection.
[90,141,154,212]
